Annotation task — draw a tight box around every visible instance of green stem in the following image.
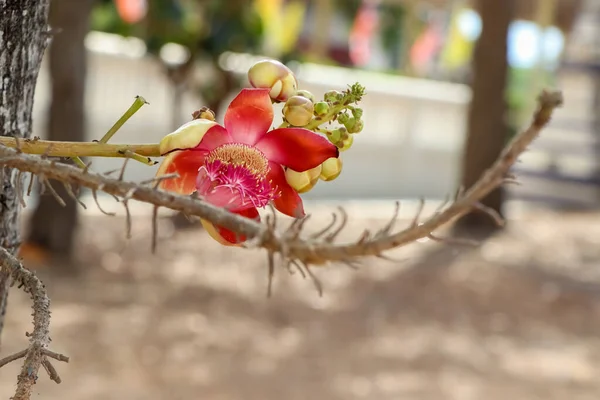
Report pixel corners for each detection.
[71,156,87,168]
[121,150,158,166]
[99,96,148,144]
[305,106,343,130]
[1,137,161,158]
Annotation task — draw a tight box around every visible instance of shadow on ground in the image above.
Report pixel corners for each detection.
[3,209,600,400]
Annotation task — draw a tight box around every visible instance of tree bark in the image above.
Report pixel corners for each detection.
[26,0,93,263]
[0,0,51,345]
[454,0,515,234]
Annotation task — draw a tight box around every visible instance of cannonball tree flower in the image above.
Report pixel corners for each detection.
[156,88,339,246]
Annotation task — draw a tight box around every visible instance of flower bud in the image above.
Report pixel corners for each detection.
[324,90,343,103]
[285,165,322,193]
[314,101,329,116]
[350,119,364,134]
[326,128,342,144]
[320,157,343,181]
[337,134,353,152]
[248,59,298,102]
[191,107,216,121]
[343,116,358,132]
[337,112,350,125]
[283,95,314,127]
[351,107,363,119]
[295,89,315,103]
[338,126,348,139]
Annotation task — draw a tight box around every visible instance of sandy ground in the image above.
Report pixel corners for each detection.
[2,205,600,400]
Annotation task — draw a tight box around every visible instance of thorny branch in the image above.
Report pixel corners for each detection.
[0,90,562,395]
[0,91,563,269]
[0,248,69,400]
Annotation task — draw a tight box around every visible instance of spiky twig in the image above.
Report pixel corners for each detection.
[0,247,69,400]
[0,91,562,268]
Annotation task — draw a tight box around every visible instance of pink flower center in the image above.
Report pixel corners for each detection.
[196,143,279,210]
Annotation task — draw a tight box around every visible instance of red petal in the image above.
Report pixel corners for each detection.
[195,124,232,152]
[198,184,245,211]
[156,150,205,195]
[211,207,260,244]
[267,162,305,218]
[255,128,339,171]
[224,88,273,145]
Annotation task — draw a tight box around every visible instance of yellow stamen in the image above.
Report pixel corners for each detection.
[206,144,269,178]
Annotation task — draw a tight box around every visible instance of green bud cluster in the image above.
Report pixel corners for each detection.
[243,60,369,190]
[280,83,366,153]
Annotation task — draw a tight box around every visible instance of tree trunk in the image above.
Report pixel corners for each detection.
[0,0,51,345]
[454,0,515,234]
[26,0,93,264]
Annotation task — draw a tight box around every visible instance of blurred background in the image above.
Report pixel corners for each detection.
[3,0,600,399]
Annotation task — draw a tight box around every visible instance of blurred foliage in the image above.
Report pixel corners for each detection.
[142,0,200,54]
[198,0,264,56]
[91,0,270,120]
[91,0,543,136]
[333,0,361,20]
[378,4,406,58]
[92,0,264,58]
[92,0,137,36]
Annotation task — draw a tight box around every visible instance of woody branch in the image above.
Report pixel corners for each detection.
[0,90,563,266]
[0,247,69,400]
